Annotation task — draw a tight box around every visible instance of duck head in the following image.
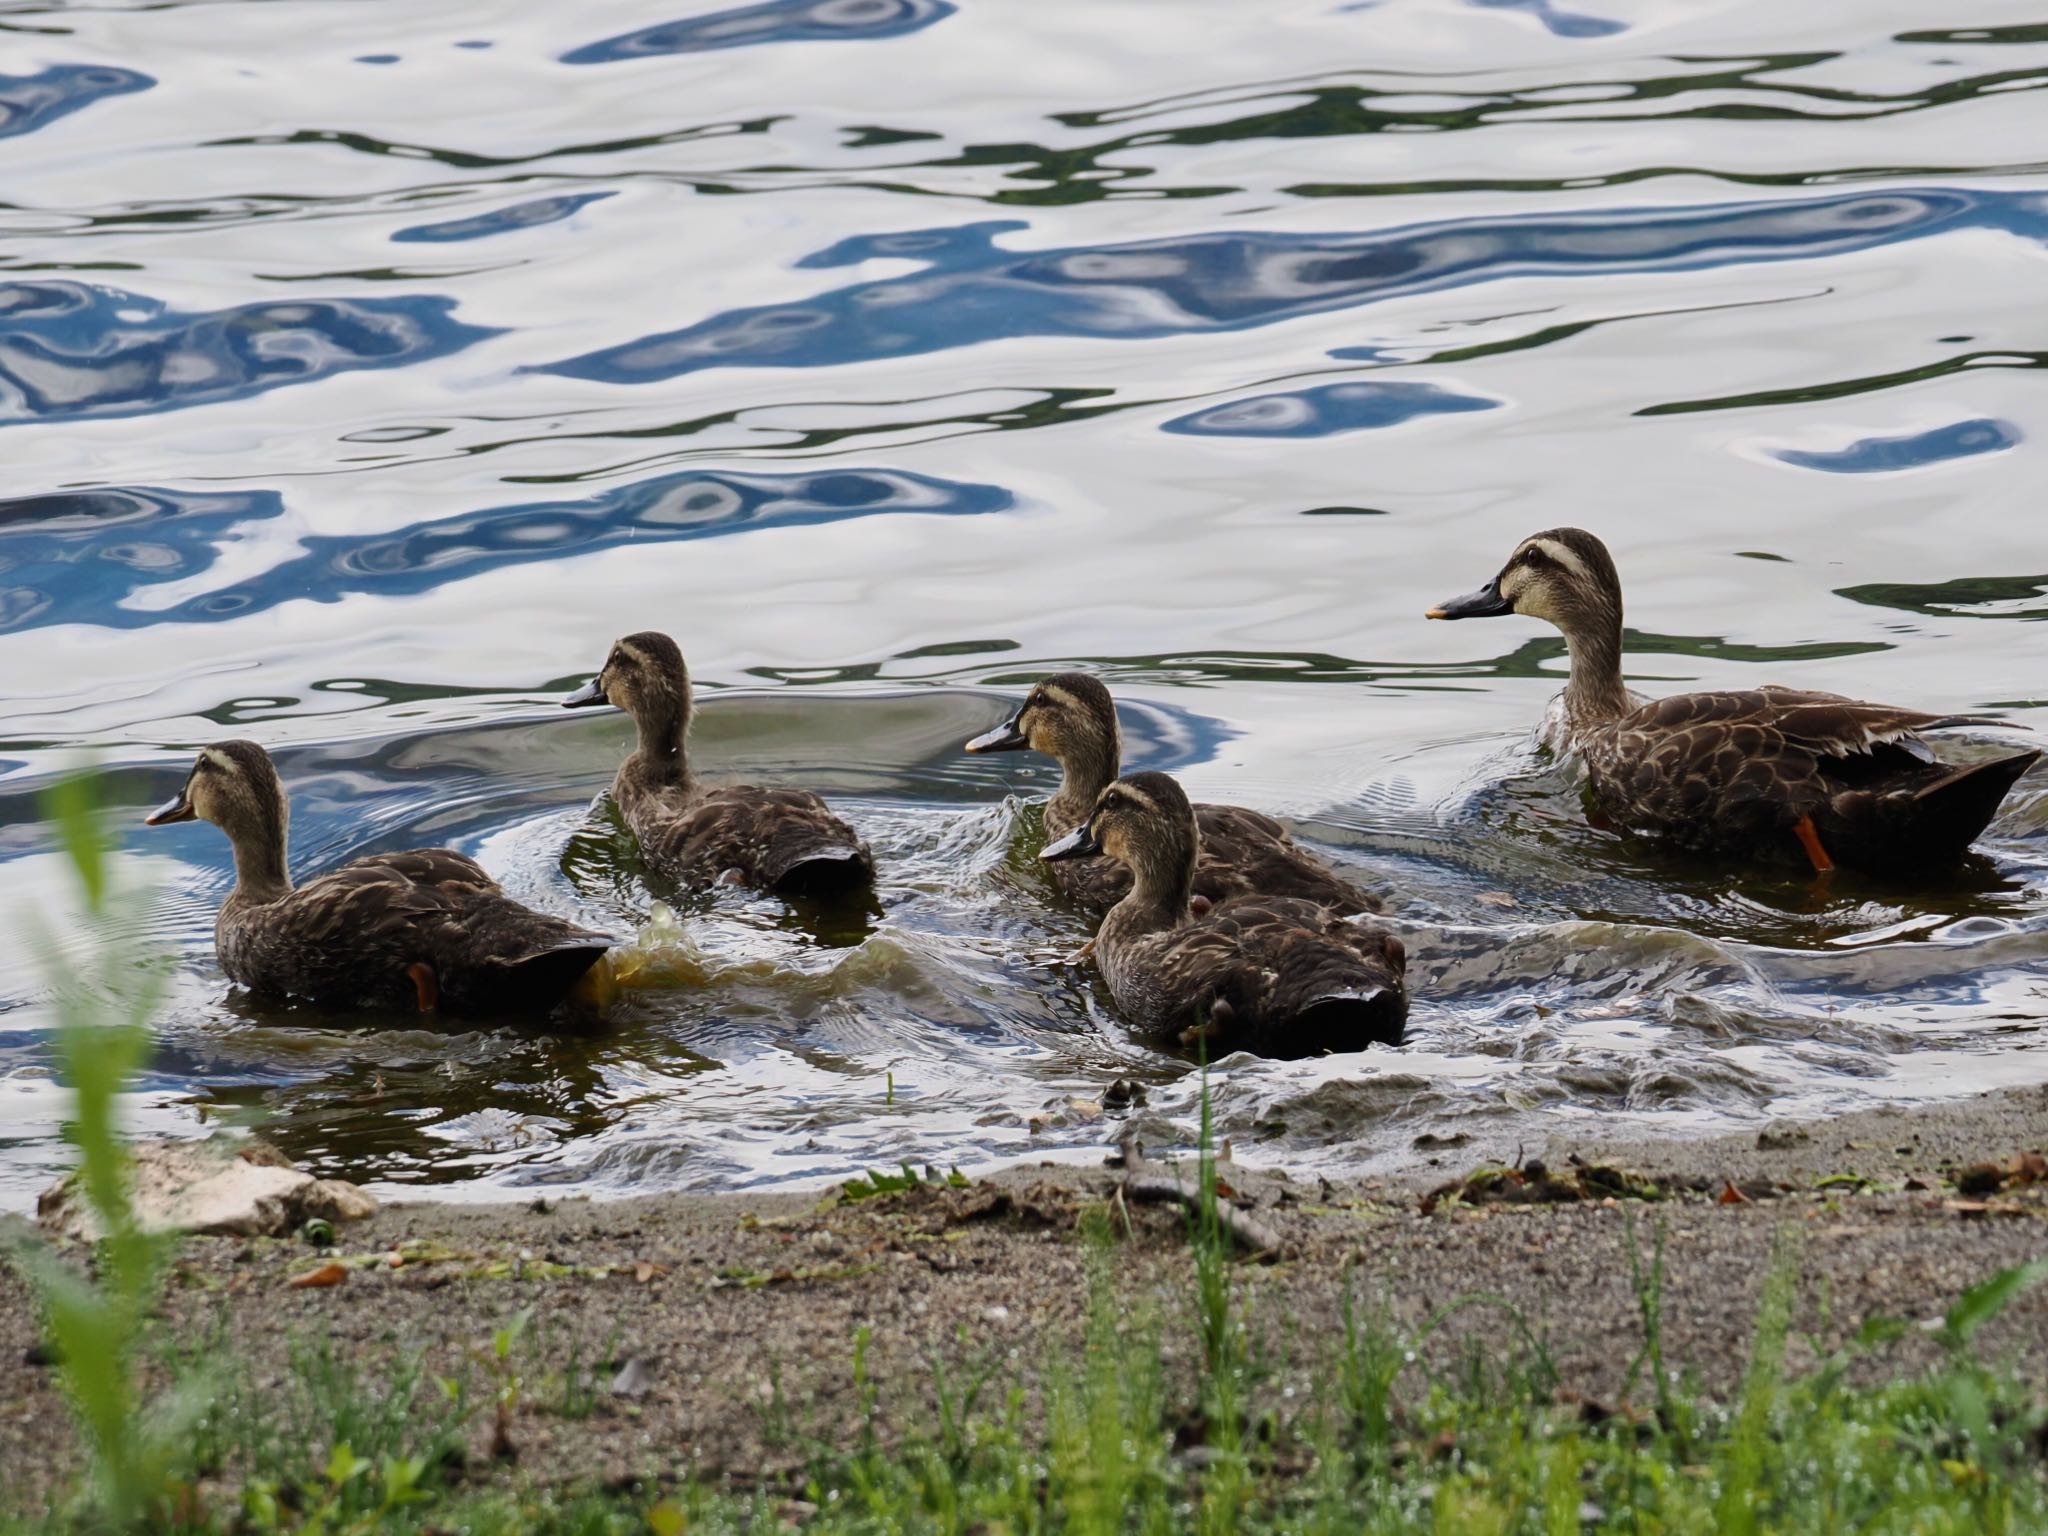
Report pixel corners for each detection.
[1043,769,1196,914]
[965,672,1121,824]
[1427,527,1622,635]
[145,740,291,890]
[1428,527,1631,720]
[564,631,693,768]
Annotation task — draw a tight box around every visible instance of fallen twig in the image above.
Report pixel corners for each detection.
[1116,1132,1283,1258]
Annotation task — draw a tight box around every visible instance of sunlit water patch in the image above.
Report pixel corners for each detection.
[2,0,2047,1209]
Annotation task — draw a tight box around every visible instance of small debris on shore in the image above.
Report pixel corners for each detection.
[37,1137,377,1241]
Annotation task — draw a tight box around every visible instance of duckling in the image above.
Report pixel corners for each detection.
[144,740,613,1014]
[563,631,874,895]
[1043,771,1406,1058]
[966,672,1380,914]
[1428,527,2041,874]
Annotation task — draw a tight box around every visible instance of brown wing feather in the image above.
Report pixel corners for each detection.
[1581,686,2023,863]
[637,783,871,890]
[219,850,609,1013]
[1106,897,1406,1056]
[1050,801,1380,914]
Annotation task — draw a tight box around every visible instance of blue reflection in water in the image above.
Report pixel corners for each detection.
[393,192,616,244]
[0,65,152,141]
[1467,0,1625,39]
[1772,418,2020,474]
[1163,380,1497,437]
[0,283,497,426]
[541,190,2045,386]
[0,487,278,634]
[0,470,1010,634]
[563,0,954,63]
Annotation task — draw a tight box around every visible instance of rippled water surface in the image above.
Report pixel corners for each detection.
[4,0,2048,1207]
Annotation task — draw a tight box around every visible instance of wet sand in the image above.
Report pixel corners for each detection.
[6,1084,2048,1509]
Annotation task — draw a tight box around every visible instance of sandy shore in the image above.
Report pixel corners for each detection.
[6,1084,2048,1509]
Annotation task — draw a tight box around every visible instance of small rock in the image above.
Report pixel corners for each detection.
[610,1355,657,1398]
[300,1179,378,1223]
[981,1305,1011,1325]
[37,1137,375,1241]
[1756,1124,1812,1151]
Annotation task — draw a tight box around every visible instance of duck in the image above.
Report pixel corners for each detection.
[1043,771,1406,1058]
[966,672,1381,914]
[563,630,874,895]
[144,740,614,1014]
[1428,527,2041,874]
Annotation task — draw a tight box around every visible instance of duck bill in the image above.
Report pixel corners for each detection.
[144,793,194,826]
[1426,580,1512,621]
[1040,823,1101,862]
[561,677,610,709]
[964,709,1028,754]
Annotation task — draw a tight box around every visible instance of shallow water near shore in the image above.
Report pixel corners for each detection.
[2,0,2047,1207]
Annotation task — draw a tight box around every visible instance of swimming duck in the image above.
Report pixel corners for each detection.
[144,740,613,1014]
[563,631,874,895]
[1428,527,2040,874]
[966,672,1380,914]
[1043,771,1406,1058]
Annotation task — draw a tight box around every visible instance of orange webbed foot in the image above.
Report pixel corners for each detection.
[406,962,440,1012]
[1793,815,1835,876]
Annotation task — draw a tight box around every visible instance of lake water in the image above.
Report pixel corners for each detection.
[3,0,2046,1208]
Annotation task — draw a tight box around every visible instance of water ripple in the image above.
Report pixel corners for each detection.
[1162,380,1497,437]
[0,281,495,425]
[1772,418,2020,474]
[541,189,2042,385]
[563,0,955,63]
[0,469,1010,633]
[392,191,616,244]
[0,64,151,141]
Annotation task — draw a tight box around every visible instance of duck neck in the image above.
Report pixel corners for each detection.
[630,700,693,791]
[225,826,292,904]
[1560,609,1631,724]
[1103,855,1193,941]
[1047,736,1119,835]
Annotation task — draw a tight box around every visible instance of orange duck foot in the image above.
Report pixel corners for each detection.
[1793,815,1835,876]
[406,962,440,1012]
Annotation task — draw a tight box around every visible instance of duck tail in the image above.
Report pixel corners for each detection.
[768,844,874,897]
[1908,748,2041,855]
[483,935,616,1009]
[1283,984,1408,1057]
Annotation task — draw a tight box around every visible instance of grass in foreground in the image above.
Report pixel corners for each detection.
[9,1207,2048,1535]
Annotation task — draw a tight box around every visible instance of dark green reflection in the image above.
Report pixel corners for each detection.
[1837,574,2048,622]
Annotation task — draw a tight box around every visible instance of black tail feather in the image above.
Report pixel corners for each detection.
[1262,986,1406,1058]
[463,940,613,1013]
[1908,748,2041,858]
[772,846,874,898]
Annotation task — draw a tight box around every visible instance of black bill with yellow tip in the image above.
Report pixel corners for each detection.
[1426,577,1513,621]
[964,707,1028,754]
[144,789,195,826]
[1040,821,1101,861]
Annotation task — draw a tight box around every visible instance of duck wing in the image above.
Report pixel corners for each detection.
[1114,898,1406,1058]
[233,852,611,1014]
[1586,688,2033,866]
[1191,802,1382,914]
[645,785,874,895]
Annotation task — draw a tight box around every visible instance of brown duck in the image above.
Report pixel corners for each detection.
[144,740,613,1014]
[563,631,873,895]
[1428,527,2040,874]
[966,672,1380,913]
[1043,772,1405,1057]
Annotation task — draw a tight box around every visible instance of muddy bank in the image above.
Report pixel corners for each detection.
[6,1085,2048,1511]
